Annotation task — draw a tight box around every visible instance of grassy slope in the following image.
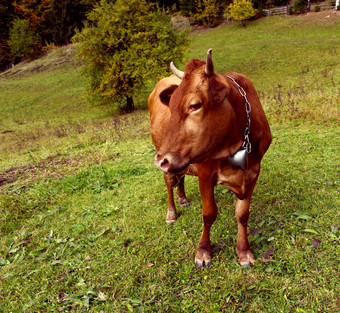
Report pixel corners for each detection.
[188,11,340,125]
[0,12,339,312]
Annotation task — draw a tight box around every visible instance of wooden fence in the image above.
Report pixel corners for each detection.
[315,1,337,10]
[263,6,288,16]
[172,2,339,27]
[263,2,337,16]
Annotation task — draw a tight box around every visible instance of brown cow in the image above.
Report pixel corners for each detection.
[148,49,271,267]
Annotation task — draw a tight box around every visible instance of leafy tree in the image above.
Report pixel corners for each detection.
[226,0,255,27]
[8,18,41,62]
[191,0,222,27]
[0,0,15,68]
[47,0,74,45]
[47,0,89,45]
[180,0,225,26]
[12,0,52,40]
[73,0,188,112]
[12,0,94,47]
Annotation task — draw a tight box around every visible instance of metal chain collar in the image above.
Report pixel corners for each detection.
[225,76,252,153]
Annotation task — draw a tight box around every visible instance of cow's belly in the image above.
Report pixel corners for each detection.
[216,165,248,199]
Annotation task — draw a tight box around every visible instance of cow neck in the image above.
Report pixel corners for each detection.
[225,75,252,154]
[223,75,252,170]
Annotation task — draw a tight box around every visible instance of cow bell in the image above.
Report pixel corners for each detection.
[227,148,248,170]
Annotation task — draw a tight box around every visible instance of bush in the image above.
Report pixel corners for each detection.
[292,0,308,14]
[190,0,223,27]
[8,19,41,62]
[226,0,255,27]
[314,5,321,12]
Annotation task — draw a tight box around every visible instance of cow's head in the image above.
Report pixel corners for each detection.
[155,49,240,173]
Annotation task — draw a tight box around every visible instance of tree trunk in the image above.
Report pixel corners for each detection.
[125,95,135,112]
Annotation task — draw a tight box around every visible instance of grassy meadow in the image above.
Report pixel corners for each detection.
[0,11,339,312]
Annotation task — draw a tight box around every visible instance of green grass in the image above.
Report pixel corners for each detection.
[0,12,339,312]
[188,11,340,125]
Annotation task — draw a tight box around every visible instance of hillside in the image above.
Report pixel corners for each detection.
[1,12,339,173]
[0,12,339,312]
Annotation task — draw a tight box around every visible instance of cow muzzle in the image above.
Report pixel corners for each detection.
[154,153,189,173]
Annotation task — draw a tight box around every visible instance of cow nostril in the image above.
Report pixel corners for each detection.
[160,158,169,170]
[155,153,171,172]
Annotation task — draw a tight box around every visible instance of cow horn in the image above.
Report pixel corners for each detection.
[170,62,184,79]
[205,48,214,77]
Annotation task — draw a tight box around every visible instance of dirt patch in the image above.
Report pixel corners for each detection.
[0,152,120,188]
[1,130,14,134]
[0,154,84,187]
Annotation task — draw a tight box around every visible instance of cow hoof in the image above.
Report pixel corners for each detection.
[177,196,190,207]
[195,257,212,268]
[166,219,176,225]
[166,210,177,224]
[180,201,190,208]
[238,251,255,267]
[195,252,212,268]
[240,261,252,267]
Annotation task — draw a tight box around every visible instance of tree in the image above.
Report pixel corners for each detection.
[47,0,86,45]
[12,0,52,40]
[12,0,94,46]
[226,0,255,27]
[8,18,41,62]
[0,0,15,68]
[180,0,225,27]
[191,0,222,27]
[73,0,188,112]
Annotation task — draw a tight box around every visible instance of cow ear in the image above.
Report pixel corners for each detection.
[159,84,178,106]
[210,77,228,105]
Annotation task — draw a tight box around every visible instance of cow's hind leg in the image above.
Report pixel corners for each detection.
[164,173,190,224]
[163,172,177,224]
[176,175,190,207]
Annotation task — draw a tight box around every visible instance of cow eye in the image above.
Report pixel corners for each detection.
[189,103,202,112]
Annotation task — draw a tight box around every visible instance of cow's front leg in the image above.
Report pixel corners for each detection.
[195,169,217,268]
[235,179,257,267]
[235,198,254,266]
